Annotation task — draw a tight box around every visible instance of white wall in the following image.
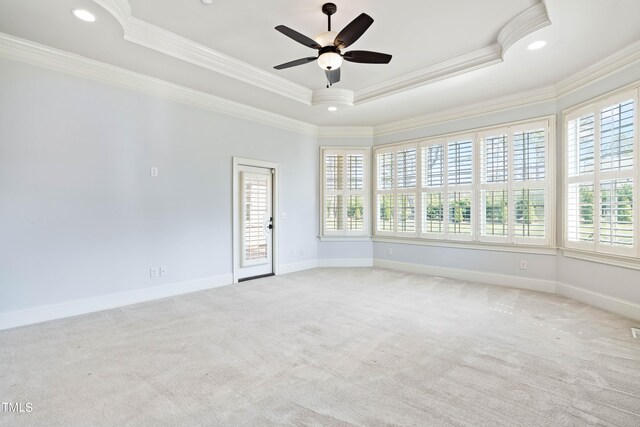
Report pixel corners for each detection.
[369,62,640,316]
[0,58,318,317]
[2,55,640,328]
[374,243,556,282]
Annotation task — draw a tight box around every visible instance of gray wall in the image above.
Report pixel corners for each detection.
[2,55,639,319]
[373,243,557,282]
[0,58,318,313]
[371,62,640,306]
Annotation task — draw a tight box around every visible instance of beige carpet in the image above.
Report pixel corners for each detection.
[1,268,639,426]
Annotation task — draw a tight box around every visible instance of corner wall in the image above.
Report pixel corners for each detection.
[0,58,318,328]
[367,61,640,321]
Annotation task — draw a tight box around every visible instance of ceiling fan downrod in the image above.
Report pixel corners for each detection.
[322,3,337,31]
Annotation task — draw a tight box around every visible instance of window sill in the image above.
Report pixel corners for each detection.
[561,248,640,271]
[318,236,373,242]
[372,236,558,255]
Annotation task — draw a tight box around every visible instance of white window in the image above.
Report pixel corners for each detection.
[422,142,445,237]
[320,147,370,237]
[375,144,417,236]
[477,123,551,245]
[479,130,508,242]
[374,118,554,246]
[511,123,549,244]
[565,90,638,257]
[445,136,474,240]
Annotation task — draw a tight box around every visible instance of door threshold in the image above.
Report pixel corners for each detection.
[238,273,275,283]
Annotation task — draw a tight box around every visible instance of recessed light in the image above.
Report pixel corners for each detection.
[72,9,96,22]
[527,40,547,51]
[201,0,213,4]
[328,106,337,112]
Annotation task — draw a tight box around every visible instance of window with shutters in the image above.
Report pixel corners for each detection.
[565,90,638,257]
[479,130,508,241]
[446,137,474,239]
[375,144,417,236]
[397,148,417,234]
[511,124,548,244]
[422,143,445,236]
[374,117,553,246]
[320,147,370,237]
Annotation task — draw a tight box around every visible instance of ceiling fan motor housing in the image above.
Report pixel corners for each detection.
[322,3,337,16]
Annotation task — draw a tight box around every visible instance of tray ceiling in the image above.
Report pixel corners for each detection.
[0,0,639,128]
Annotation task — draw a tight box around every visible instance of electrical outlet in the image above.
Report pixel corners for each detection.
[150,267,159,278]
[280,212,288,220]
[387,248,393,255]
[160,266,168,277]
[150,167,158,177]
[519,260,527,270]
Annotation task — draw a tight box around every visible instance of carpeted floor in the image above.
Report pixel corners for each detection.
[1,267,639,426]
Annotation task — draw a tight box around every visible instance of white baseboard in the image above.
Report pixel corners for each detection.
[279,259,318,275]
[373,258,640,321]
[556,282,640,322]
[318,258,374,268]
[373,259,557,293]
[0,274,232,331]
[4,260,639,330]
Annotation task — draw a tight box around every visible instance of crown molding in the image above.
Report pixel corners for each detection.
[373,86,557,136]
[91,0,130,26]
[90,0,552,109]
[92,0,312,105]
[318,127,374,138]
[372,36,640,137]
[497,2,551,54]
[354,44,503,104]
[554,40,640,97]
[0,33,318,136]
[353,1,550,104]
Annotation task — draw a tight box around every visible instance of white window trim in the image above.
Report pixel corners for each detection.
[420,138,446,239]
[563,88,639,259]
[373,116,555,249]
[478,128,509,244]
[319,146,371,238]
[444,133,475,242]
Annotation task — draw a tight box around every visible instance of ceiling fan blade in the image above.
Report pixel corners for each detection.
[343,50,392,64]
[275,25,321,50]
[334,13,374,49]
[273,57,317,70]
[325,68,341,85]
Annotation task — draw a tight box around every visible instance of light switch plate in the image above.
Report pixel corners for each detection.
[632,328,640,339]
[160,266,168,277]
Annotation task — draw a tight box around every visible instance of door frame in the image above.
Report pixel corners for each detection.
[232,157,279,283]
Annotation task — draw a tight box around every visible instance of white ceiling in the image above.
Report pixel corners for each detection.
[0,0,639,128]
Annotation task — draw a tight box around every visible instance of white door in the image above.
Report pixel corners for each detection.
[236,165,274,281]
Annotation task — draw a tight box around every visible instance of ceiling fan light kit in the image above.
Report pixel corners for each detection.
[274,3,392,87]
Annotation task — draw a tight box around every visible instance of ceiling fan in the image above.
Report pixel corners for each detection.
[273,3,392,87]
